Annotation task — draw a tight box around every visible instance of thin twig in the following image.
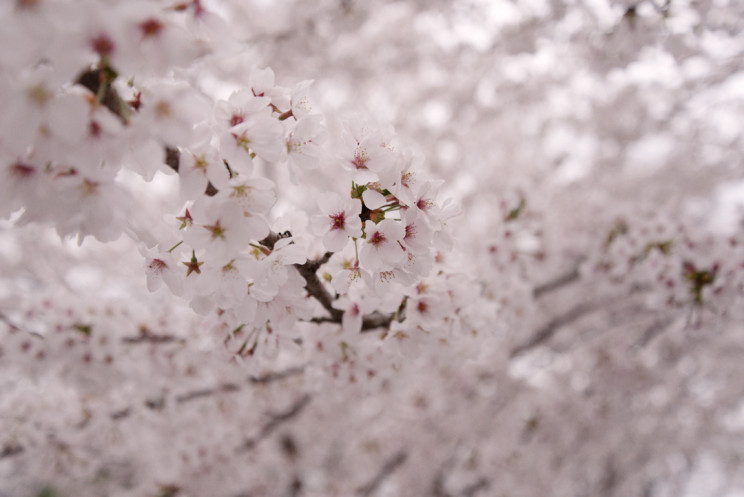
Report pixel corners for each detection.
[356,451,407,496]
[175,383,239,403]
[242,394,312,450]
[0,312,45,339]
[461,478,489,497]
[630,317,674,350]
[109,367,305,420]
[121,332,184,344]
[533,264,582,298]
[0,444,24,459]
[510,301,601,358]
[249,365,305,384]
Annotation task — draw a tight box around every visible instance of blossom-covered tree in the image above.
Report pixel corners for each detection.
[2,1,744,496]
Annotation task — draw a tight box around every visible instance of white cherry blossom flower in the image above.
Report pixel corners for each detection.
[362,188,388,210]
[134,79,211,147]
[359,219,405,272]
[248,67,288,109]
[215,90,271,130]
[401,207,432,255]
[178,142,230,199]
[252,238,307,302]
[339,123,398,186]
[216,176,275,239]
[141,246,183,296]
[333,290,380,334]
[0,159,49,219]
[220,112,284,175]
[289,80,313,119]
[183,198,254,264]
[322,251,369,295]
[312,193,363,252]
[285,115,326,180]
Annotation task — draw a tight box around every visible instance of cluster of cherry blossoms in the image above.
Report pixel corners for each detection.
[588,211,744,323]
[0,0,479,370]
[4,0,744,496]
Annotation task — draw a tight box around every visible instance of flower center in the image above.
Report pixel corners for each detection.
[10,162,35,179]
[149,259,168,274]
[352,148,368,170]
[369,231,386,246]
[204,220,226,240]
[91,34,115,56]
[404,224,416,241]
[330,212,346,230]
[140,18,164,38]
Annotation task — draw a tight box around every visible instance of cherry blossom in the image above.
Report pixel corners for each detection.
[311,192,363,252]
[183,199,256,264]
[359,219,406,273]
[2,1,744,496]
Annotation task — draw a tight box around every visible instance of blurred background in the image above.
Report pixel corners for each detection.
[2,1,744,496]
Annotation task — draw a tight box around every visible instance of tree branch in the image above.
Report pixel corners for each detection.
[294,257,343,323]
[361,311,397,331]
[0,443,24,459]
[109,366,304,420]
[510,301,601,358]
[249,365,305,384]
[241,394,312,450]
[461,478,489,497]
[76,66,130,121]
[175,383,239,403]
[630,317,674,350]
[121,331,184,344]
[533,263,582,298]
[357,450,407,496]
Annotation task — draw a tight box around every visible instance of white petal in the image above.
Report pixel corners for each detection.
[362,189,387,210]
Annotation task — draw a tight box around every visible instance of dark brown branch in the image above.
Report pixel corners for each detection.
[259,230,293,251]
[0,312,44,339]
[510,301,600,358]
[242,394,312,450]
[175,383,239,403]
[121,332,184,344]
[432,459,454,497]
[257,230,402,331]
[165,146,180,171]
[249,365,305,384]
[0,443,24,459]
[110,408,131,420]
[533,264,582,298]
[109,366,304,420]
[631,317,674,350]
[309,313,397,331]
[461,478,489,497]
[357,451,407,496]
[294,256,343,323]
[76,67,130,121]
[361,311,396,331]
[292,252,400,331]
[145,397,166,410]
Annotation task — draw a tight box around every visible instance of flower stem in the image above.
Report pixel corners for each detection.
[167,240,183,253]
